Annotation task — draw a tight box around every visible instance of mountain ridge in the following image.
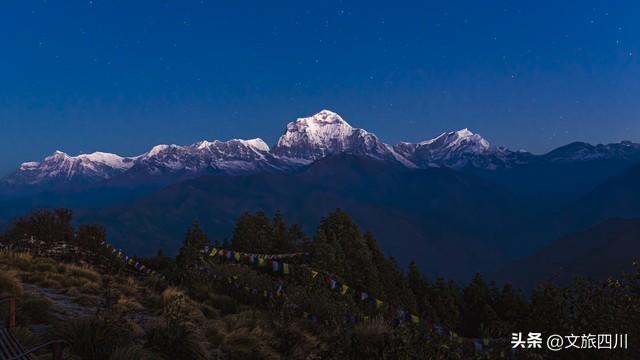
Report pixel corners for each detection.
[3,109,640,193]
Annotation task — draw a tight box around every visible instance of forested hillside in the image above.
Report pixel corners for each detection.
[1,208,638,359]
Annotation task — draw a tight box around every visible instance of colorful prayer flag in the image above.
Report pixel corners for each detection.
[341,284,349,295]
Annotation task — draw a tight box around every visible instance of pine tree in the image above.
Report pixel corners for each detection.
[272,210,291,253]
[177,222,209,270]
[312,209,382,293]
[429,278,462,331]
[76,223,106,251]
[408,261,432,316]
[231,211,273,252]
[462,273,499,337]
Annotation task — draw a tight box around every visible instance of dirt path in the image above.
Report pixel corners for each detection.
[22,283,96,321]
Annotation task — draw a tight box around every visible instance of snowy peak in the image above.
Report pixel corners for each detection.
[422,128,491,153]
[7,150,135,185]
[395,129,518,169]
[272,110,400,163]
[7,109,640,189]
[129,137,275,175]
[542,141,640,163]
[5,136,276,186]
[274,110,354,158]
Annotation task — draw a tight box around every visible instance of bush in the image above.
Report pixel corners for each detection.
[19,294,53,324]
[222,326,279,360]
[349,318,392,359]
[66,264,101,283]
[109,344,155,360]
[146,320,208,360]
[33,258,56,272]
[208,294,239,315]
[0,270,23,296]
[55,316,134,360]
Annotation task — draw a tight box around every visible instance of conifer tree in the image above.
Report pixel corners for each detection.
[177,222,209,270]
[231,211,273,252]
[76,223,107,251]
[462,273,499,337]
[272,210,291,253]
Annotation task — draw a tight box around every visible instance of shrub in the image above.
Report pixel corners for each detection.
[109,344,155,360]
[0,270,23,296]
[55,316,134,360]
[348,318,392,359]
[222,327,280,360]
[208,294,239,315]
[4,253,32,271]
[81,281,102,295]
[66,264,101,283]
[146,320,208,360]
[19,294,53,324]
[116,297,144,314]
[33,258,56,272]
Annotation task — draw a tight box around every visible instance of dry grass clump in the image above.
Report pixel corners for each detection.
[160,287,207,324]
[116,297,144,314]
[108,344,155,360]
[207,293,240,315]
[65,264,101,283]
[0,252,33,271]
[18,293,53,324]
[349,317,393,358]
[79,281,101,295]
[55,315,135,360]
[221,326,280,360]
[0,270,23,296]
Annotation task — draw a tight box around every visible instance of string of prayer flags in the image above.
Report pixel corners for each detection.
[203,248,506,354]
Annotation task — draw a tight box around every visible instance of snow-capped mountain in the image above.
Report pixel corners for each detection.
[271,110,413,166]
[2,138,277,188]
[3,109,640,190]
[3,151,136,186]
[541,141,640,163]
[126,138,277,177]
[394,128,532,169]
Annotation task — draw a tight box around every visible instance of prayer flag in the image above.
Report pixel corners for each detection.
[341,284,349,295]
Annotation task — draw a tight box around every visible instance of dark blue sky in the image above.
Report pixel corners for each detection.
[1,1,639,175]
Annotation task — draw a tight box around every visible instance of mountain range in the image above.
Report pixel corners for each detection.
[5,110,639,193]
[2,109,640,284]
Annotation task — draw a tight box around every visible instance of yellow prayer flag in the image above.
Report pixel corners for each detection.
[283,263,290,274]
[341,284,349,295]
[234,252,241,261]
[258,258,265,267]
[210,248,218,257]
[410,315,420,323]
[375,299,383,308]
[311,270,318,279]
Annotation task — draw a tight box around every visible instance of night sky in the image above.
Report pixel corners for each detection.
[0,1,639,175]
